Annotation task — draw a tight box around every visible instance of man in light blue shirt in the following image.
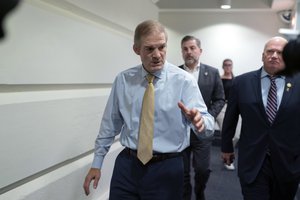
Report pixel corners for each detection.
[83,20,214,200]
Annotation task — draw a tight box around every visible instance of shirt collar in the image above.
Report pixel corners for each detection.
[260,68,269,79]
[260,67,285,80]
[141,61,167,80]
[183,64,200,72]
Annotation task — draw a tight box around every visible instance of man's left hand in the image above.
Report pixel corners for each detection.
[178,101,205,132]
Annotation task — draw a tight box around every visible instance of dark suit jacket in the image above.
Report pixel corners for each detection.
[179,63,225,118]
[221,68,300,183]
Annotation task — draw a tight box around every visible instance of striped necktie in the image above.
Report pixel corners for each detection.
[266,75,277,124]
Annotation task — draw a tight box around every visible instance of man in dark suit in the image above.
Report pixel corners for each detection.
[222,36,300,200]
[179,35,225,200]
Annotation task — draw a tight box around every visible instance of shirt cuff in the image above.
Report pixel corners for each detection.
[91,155,104,169]
[192,114,215,139]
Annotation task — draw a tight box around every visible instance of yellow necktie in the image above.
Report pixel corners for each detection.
[137,74,155,165]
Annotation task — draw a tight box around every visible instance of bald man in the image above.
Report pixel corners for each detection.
[222,36,300,200]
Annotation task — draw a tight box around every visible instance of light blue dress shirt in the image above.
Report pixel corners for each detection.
[261,68,285,110]
[92,62,214,169]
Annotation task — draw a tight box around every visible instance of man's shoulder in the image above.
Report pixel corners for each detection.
[119,64,141,74]
[178,64,184,69]
[167,62,195,81]
[114,65,142,82]
[235,69,261,82]
[168,62,186,73]
[201,63,219,72]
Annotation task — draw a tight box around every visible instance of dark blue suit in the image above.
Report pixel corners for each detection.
[222,68,300,199]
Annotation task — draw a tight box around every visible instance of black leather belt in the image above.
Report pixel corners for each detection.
[124,148,182,163]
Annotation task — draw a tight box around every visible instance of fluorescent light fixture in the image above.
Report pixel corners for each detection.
[221,0,231,9]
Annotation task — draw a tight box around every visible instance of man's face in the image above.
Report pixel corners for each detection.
[262,37,287,75]
[133,32,167,73]
[181,39,202,67]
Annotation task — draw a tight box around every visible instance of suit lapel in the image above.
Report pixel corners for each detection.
[198,64,206,85]
[253,69,267,120]
[198,63,206,84]
[277,76,294,116]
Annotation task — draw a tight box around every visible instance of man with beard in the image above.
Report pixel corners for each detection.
[179,35,225,200]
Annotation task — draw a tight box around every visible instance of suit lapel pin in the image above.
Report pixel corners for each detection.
[204,72,208,76]
[286,83,292,92]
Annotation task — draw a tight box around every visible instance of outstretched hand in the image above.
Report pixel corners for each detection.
[178,101,205,132]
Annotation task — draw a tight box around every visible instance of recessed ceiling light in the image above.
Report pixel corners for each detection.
[221,0,231,9]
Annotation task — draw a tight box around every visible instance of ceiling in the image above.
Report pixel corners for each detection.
[154,0,296,11]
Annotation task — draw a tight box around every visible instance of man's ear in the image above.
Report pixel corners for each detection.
[133,44,140,55]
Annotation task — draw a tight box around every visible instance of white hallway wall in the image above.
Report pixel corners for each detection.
[0,0,157,199]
